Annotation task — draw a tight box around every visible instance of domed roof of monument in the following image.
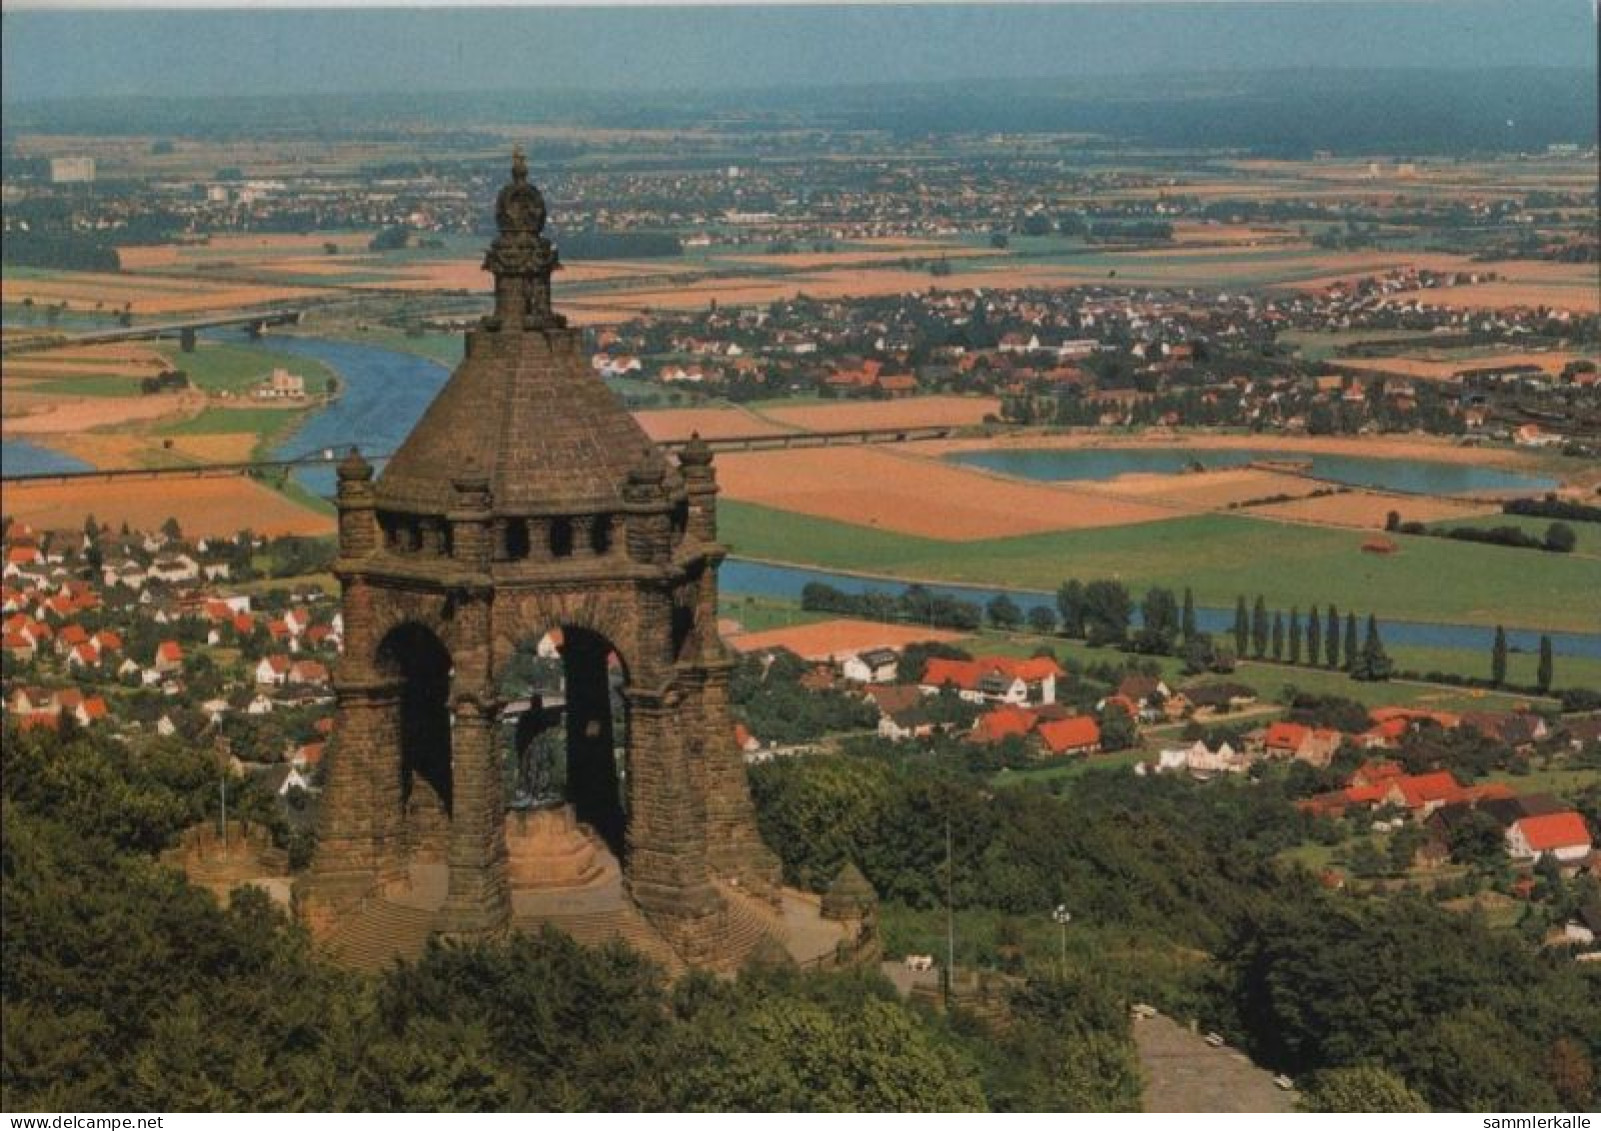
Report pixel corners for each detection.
[375,152,658,515]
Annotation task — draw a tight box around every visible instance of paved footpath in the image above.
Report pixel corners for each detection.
[1134,1013,1298,1113]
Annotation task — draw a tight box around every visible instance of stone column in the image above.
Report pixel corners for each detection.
[448,470,493,571]
[335,448,377,561]
[624,683,723,966]
[697,655,782,899]
[623,450,672,565]
[438,583,509,936]
[297,672,401,933]
[438,685,510,936]
[678,433,719,543]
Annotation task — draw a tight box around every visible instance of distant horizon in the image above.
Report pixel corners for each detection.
[3,2,1595,104]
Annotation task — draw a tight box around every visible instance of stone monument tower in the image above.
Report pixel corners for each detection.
[296,152,793,970]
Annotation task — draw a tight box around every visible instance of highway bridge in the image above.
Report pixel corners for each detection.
[1,309,306,356]
[1,425,964,486]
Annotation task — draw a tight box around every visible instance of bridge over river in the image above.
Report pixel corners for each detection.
[0,425,962,487]
[0,309,306,356]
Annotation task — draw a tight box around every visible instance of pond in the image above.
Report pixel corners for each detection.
[0,438,92,476]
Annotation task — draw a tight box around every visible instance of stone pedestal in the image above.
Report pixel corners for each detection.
[505,805,607,890]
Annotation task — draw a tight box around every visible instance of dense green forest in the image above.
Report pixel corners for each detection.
[3,721,1597,1110]
[748,755,1601,1111]
[0,724,1134,1111]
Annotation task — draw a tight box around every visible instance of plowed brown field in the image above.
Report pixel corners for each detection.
[3,477,333,537]
[725,618,966,660]
[714,447,1177,540]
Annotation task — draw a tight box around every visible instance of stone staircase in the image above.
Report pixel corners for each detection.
[323,898,439,972]
[513,901,686,975]
[714,881,792,968]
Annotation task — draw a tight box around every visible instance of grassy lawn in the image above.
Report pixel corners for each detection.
[1244,658,1542,714]
[1480,764,1601,801]
[28,375,143,398]
[717,594,833,634]
[709,596,1578,717]
[233,570,337,596]
[159,407,304,441]
[1385,643,1601,692]
[991,749,1147,789]
[1421,514,1601,558]
[1277,842,1341,873]
[719,502,1601,634]
[972,628,1190,683]
[156,341,338,396]
[1275,328,1430,362]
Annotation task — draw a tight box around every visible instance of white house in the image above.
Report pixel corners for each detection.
[841,648,899,685]
[1507,812,1593,863]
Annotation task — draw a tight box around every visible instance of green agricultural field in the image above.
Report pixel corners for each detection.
[159,407,303,441]
[1422,513,1601,557]
[27,374,143,398]
[154,340,337,396]
[1249,659,1542,714]
[1480,764,1601,801]
[718,594,833,635]
[1386,643,1601,692]
[719,502,1601,634]
[1275,328,1432,362]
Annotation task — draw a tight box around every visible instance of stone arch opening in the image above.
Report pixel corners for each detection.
[498,624,629,859]
[549,516,574,558]
[377,622,454,840]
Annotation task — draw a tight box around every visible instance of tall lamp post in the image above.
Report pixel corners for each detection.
[1052,904,1072,972]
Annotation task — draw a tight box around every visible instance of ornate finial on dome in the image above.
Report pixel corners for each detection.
[336,445,372,482]
[628,444,668,486]
[679,431,714,469]
[483,147,564,330]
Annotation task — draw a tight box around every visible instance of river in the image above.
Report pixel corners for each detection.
[719,559,1601,661]
[947,447,1560,495]
[19,331,1591,660]
[265,334,1600,661]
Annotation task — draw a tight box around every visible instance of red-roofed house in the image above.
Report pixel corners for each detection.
[154,640,184,674]
[1349,759,1406,787]
[1262,721,1344,766]
[1388,771,1469,816]
[972,705,1039,744]
[255,655,291,686]
[1037,716,1101,758]
[66,642,100,669]
[1507,812,1593,863]
[288,659,330,686]
[74,696,109,727]
[921,655,1061,706]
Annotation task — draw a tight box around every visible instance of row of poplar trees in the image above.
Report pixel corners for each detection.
[1231,596,1394,682]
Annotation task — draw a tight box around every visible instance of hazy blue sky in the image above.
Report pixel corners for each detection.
[2,2,1595,103]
